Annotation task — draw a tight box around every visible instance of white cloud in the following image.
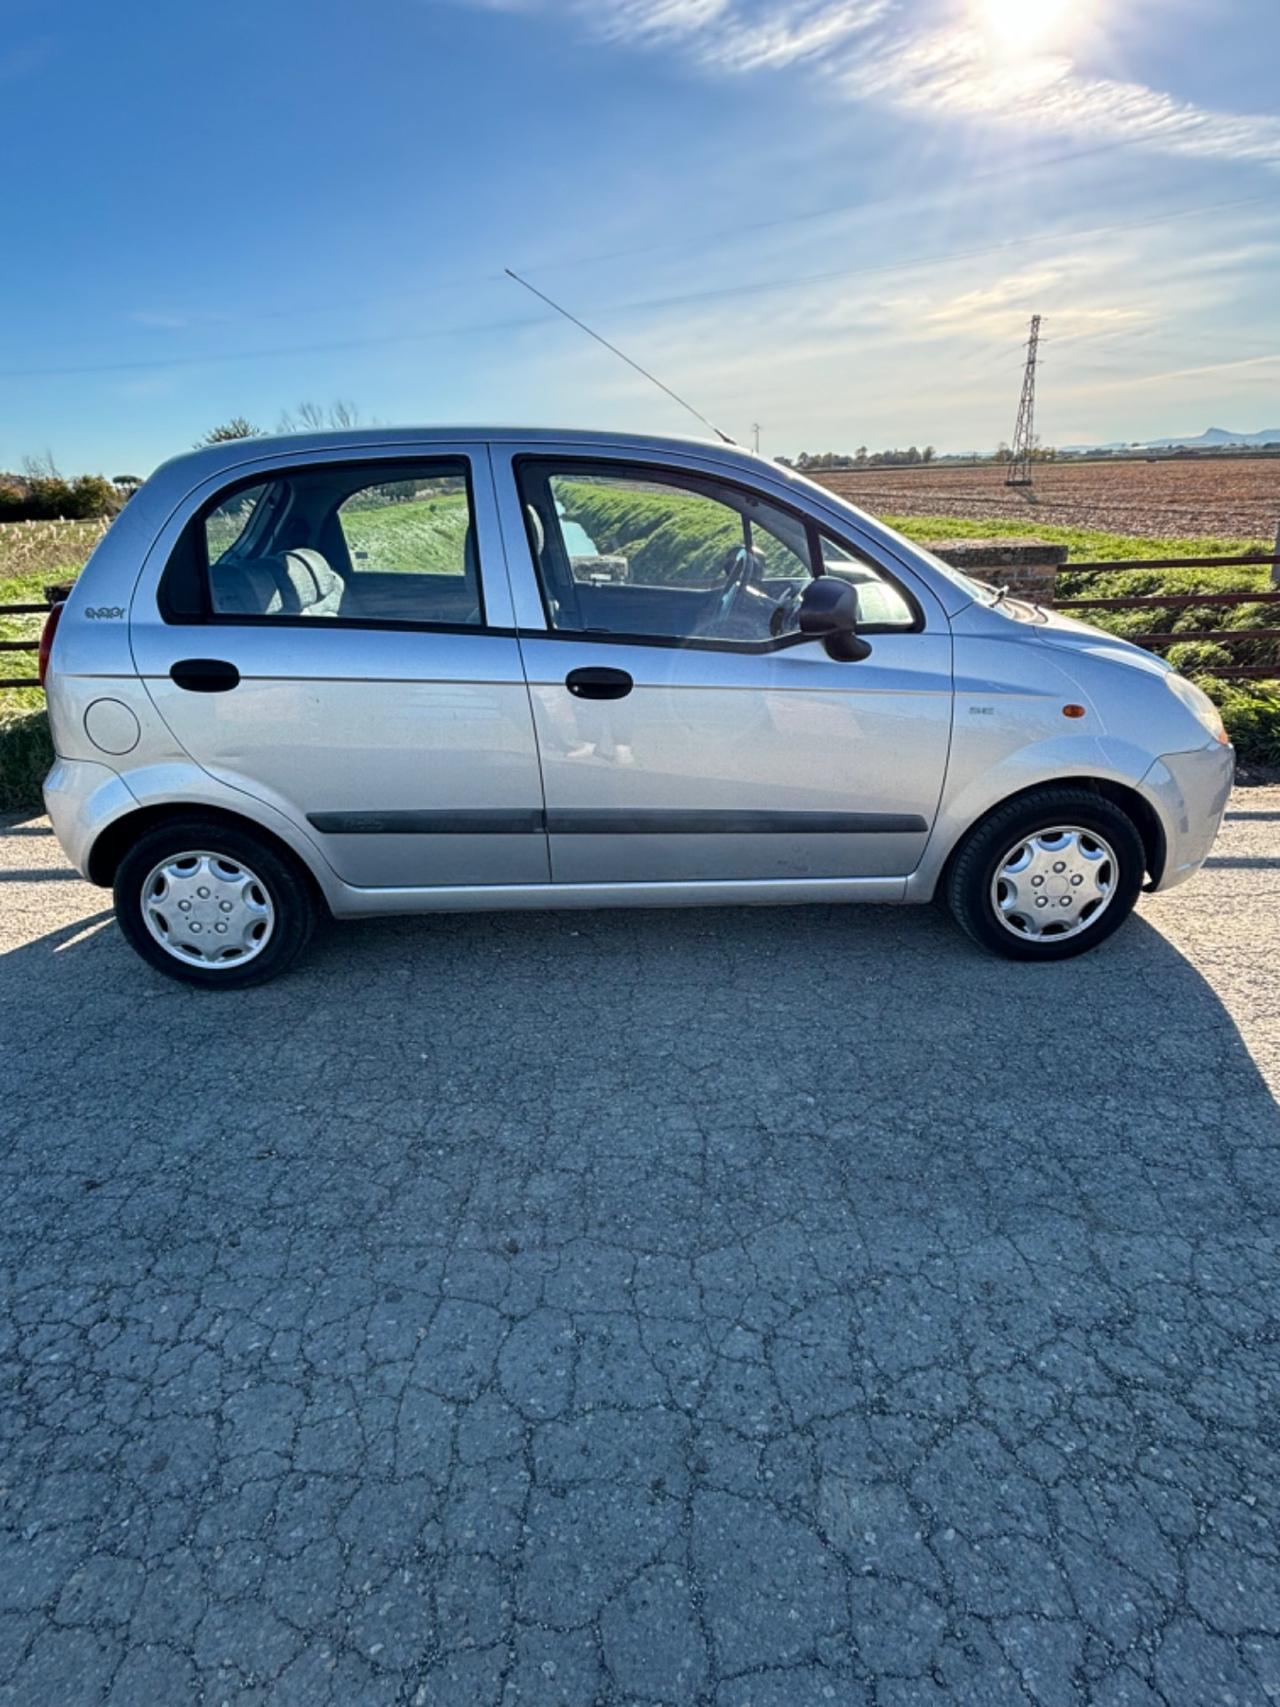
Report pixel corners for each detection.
[692,0,890,72]
[586,0,733,44]
[449,0,1280,169]
[834,23,1280,168]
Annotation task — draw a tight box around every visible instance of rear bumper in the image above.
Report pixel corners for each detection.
[1139,740,1234,892]
[43,757,136,881]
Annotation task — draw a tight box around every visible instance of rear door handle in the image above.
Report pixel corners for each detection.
[566,666,633,700]
[170,658,240,693]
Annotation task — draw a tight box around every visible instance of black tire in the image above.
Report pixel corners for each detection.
[944,787,1145,961]
[114,816,317,988]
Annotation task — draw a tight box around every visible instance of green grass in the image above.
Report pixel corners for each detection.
[886,513,1267,564]
[0,568,57,813]
[556,480,743,584]
[338,491,471,575]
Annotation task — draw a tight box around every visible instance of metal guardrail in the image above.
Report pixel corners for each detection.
[1056,552,1279,680]
[0,589,62,689]
[1060,552,1280,574]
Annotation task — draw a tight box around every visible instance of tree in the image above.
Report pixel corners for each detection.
[277,399,362,433]
[922,446,935,463]
[0,463,121,520]
[197,417,263,446]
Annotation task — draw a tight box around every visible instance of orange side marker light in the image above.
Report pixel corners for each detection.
[1062,704,1087,719]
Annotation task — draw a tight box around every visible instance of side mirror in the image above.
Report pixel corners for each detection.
[799,577,872,661]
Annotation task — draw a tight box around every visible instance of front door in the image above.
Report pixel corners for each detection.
[131,447,549,888]
[499,452,953,886]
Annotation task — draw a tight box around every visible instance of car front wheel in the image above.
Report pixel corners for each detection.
[114,817,317,987]
[944,788,1146,961]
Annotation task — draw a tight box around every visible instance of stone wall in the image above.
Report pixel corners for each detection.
[925,539,1067,604]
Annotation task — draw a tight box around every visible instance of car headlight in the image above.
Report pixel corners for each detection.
[1166,672,1230,745]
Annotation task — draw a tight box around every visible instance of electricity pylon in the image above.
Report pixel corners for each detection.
[1006,314,1041,487]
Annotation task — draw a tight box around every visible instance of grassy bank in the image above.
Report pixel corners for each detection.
[885,514,1267,563]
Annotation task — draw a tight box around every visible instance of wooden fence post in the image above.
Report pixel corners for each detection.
[1273,523,1280,590]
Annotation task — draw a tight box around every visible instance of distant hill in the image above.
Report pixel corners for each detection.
[1062,427,1280,452]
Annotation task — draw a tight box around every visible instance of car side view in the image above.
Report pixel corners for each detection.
[40,428,1234,987]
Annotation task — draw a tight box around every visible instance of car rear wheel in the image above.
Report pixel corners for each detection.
[945,788,1146,961]
[114,818,316,987]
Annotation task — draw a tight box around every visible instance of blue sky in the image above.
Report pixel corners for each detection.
[2,0,1278,472]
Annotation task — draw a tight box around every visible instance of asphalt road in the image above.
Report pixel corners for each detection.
[1,793,1278,1706]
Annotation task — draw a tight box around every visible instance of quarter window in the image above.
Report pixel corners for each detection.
[819,534,915,629]
[169,460,483,627]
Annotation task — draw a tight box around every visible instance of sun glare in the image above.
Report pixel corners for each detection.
[976,0,1086,55]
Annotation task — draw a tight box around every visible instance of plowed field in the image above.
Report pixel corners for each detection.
[811,456,1280,542]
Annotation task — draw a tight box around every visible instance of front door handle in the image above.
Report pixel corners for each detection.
[170,658,240,693]
[566,666,633,701]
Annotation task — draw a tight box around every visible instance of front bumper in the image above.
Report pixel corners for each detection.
[1139,739,1235,892]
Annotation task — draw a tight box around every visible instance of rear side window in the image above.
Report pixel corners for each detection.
[161,459,483,628]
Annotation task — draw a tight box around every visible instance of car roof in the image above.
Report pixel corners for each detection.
[150,426,773,489]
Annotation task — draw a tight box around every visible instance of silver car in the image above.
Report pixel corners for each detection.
[40,427,1234,987]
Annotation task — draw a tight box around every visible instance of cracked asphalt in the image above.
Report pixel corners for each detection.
[1,791,1278,1706]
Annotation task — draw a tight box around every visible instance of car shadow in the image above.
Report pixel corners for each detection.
[2,896,1275,1229]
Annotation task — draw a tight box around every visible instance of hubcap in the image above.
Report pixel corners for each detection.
[990,825,1117,942]
[140,850,275,968]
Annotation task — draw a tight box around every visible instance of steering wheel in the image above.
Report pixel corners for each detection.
[714,543,765,630]
[768,578,805,638]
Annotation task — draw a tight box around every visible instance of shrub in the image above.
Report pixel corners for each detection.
[0,701,53,814]
[1197,679,1280,769]
[1165,641,1235,674]
[1093,607,1170,640]
[0,473,120,522]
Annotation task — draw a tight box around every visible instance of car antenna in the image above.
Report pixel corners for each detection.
[504,267,738,446]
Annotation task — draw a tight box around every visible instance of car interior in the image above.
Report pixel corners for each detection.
[201,463,483,627]
[517,463,911,643]
[518,465,817,644]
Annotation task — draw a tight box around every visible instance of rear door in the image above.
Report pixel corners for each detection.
[493,445,953,885]
[131,446,549,888]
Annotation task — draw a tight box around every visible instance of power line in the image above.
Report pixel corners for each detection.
[82,133,1189,336]
[1,193,1271,383]
[507,132,1200,277]
[584,193,1272,319]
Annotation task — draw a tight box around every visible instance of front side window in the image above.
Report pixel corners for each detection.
[517,461,914,647]
[169,460,482,627]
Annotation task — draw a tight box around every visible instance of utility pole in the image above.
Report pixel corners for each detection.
[1006,314,1041,487]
